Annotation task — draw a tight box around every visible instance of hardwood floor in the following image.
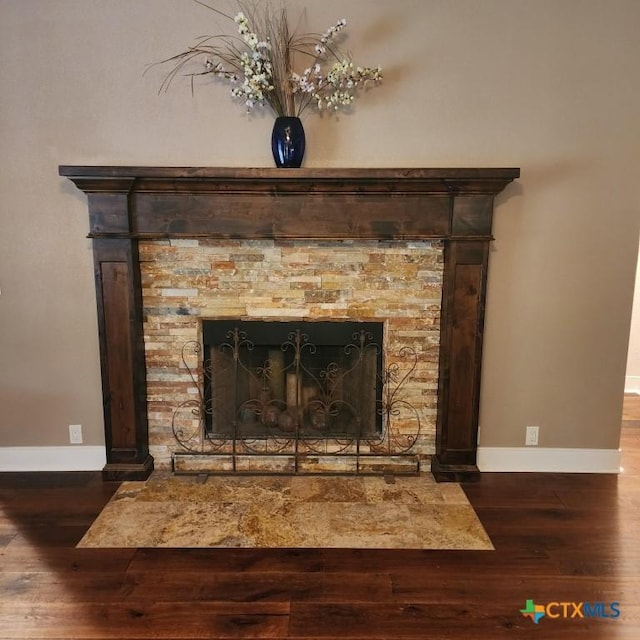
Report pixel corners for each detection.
[623,392,640,427]
[1,429,639,639]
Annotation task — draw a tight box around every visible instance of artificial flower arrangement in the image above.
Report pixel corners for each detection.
[152,0,383,118]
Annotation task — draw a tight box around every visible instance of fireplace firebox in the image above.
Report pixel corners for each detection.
[59,166,519,482]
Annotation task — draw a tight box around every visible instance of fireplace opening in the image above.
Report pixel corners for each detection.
[202,320,384,439]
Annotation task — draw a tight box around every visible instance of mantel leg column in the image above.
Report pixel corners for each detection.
[432,240,489,482]
[93,238,153,481]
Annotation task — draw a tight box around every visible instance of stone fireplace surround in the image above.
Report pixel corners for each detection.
[60,166,519,482]
[142,238,442,472]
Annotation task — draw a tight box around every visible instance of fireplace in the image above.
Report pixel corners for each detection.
[170,318,412,474]
[59,166,519,481]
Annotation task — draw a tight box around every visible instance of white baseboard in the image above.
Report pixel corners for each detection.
[0,445,623,474]
[625,375,640,394]
[477,447,621,473]
[0,446,106,472]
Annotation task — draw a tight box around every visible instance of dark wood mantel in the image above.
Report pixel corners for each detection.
[60,166,519,481]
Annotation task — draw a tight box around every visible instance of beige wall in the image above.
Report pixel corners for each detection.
[1,0,638,455]
[625,253,640,392]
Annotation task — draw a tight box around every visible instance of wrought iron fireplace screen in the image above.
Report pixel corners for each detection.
[204,320,383,439]
[171,320,422,475]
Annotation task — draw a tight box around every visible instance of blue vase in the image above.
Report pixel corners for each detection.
[271,116,305,168]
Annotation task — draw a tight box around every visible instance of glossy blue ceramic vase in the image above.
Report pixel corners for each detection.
[271,116,305,168]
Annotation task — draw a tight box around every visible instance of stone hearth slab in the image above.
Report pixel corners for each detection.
[78,473,493,550]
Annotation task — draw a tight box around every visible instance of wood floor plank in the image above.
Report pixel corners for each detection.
[114,570,392,604]
[0,602,289,639]
[127,547,326,573]
[389,573,640,603]
[317,547,563,577]
[0,546,135,573]
[0,572,130,604]
[288,602,636,639]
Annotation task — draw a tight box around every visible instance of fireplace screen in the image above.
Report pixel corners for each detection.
[203,320,383,439]
[171,320,422,475]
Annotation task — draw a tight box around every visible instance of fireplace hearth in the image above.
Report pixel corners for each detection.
[60,166,519,481]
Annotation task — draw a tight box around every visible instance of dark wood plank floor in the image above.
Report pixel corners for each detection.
[1,428,639,639]
[623,392,640,427]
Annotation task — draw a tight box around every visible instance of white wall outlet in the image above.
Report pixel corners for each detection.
[525,425,539,446]
[69,424,83,444]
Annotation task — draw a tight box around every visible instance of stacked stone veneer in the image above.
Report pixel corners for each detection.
[140,239,443,467]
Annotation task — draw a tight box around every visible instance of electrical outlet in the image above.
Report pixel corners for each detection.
[69,424,83,444]
[525,425,539,446]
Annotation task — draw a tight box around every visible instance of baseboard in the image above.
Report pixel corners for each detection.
[0,445,622,474]
[0,446,106,472]
[477,447,621,473]
[625,375,640,394]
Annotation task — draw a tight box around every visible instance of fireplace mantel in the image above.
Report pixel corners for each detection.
[60,166,519,481]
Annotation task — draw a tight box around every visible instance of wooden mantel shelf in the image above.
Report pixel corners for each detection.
[60,166,519,482]
[59,165,518,184]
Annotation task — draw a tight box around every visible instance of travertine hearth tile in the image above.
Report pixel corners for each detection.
[288,476,368,503]
[79,473,493,550]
